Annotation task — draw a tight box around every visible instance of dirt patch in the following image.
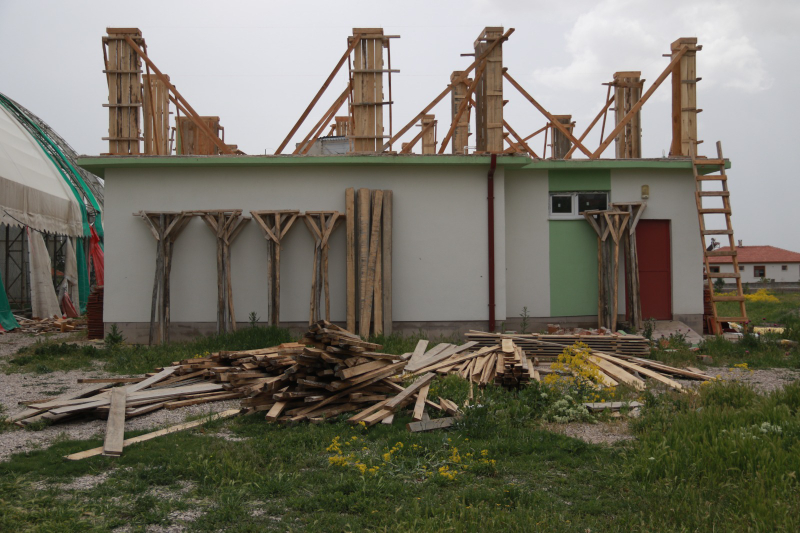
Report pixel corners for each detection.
[545,420,635,445]
[680,368,800,393]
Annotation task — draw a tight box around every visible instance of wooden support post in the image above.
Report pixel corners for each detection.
[136,211,192,344]
[613,72,643,158]
[103,28,143,154]
[611,202,646,330]
[473,27,504,153]
[670,38,700,157]
[251,210,300,326]
[303,212,343,324]
[194,210,250,333]
[450,71,472,154]
[550,115,574,159]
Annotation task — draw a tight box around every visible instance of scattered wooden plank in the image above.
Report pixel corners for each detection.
[65,409,242,461]
[407,417,458,433]
[103,387,127,456]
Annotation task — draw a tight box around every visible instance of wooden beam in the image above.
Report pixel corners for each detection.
[123,36,232,155]
[503,71,593,158]
[592,45,689,159]
[275,36,361,154]
[380,28,514,152]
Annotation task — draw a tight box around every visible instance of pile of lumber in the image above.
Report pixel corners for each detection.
[11,315,86,335]
[248,321,457,426]
[8,321,462,457]
[403,339,533,389]
[465,330,650,360]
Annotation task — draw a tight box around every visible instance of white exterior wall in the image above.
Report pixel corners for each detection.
[716,262,800,283]
[610,169,703,317]
[104,164,506,326]
[504,169,550,318]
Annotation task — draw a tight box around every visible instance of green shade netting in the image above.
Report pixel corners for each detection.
[77,239,90,315]
[0,269,20,331]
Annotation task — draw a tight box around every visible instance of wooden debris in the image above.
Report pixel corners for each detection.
[11,315,87,336]
[407,417,459,432]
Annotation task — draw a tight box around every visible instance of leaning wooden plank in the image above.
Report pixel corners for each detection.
[385,373,436,412]
[627,357,712,380]
[410,346,495,375]
[348,398,392,424]
[126,366,179,393]
[592,352,683,390]
[65,409,242,461]
[405,340,430,369]
[412,383,431,422]
[407,417,458,433]
[588,355,645,390]
[406,342,478,373]
[10,383,108,422]
[103,387,127,456]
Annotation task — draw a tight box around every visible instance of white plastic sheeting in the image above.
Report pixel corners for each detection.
[0,105,83,236]
[27,228,61,319]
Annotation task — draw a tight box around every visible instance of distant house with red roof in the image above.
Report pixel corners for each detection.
[708,245,800,283]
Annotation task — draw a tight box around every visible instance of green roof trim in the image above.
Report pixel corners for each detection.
[77,154,731,179]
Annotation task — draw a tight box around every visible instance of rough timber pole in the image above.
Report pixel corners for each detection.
[473,27,504,153]
[670,37,700,156]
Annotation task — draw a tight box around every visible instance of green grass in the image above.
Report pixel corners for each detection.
[2,326,294,375]
[1,378,799,531]
[718,291,800,325]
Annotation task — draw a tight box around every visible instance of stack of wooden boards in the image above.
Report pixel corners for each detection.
[406,335,711,392]
[404,338,533,388]
[10,315,86,335]
[465,330,650,360]
[8,321,463,457]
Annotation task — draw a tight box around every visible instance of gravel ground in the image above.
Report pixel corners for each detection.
[1,332,242,462]
[547,419,635,445]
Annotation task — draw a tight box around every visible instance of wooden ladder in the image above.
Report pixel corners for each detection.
[692,141,747,334]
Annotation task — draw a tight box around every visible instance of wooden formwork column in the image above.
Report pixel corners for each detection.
[670,37,700,156]
[103,28,144,154]
[421,114,437,154]
[450,71,472,154]
[473,27,504,153]
[176,116,223,155]
[351,28,387,153]
[613,71,643,159]
[142,74,170,155]
[550,115,574,159]
[334,116,350,137]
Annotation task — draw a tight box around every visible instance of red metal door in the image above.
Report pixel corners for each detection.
[636,220,672,320]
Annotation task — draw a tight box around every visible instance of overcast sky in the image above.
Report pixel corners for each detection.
[1,0,798,252]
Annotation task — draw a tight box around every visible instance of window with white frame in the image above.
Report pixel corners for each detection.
[549,192,609,220]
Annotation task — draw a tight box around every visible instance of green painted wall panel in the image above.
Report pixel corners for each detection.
[548,169,610,191]
[549,220,598,316]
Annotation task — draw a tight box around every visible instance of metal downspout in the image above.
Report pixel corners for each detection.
[487,153,497,332]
